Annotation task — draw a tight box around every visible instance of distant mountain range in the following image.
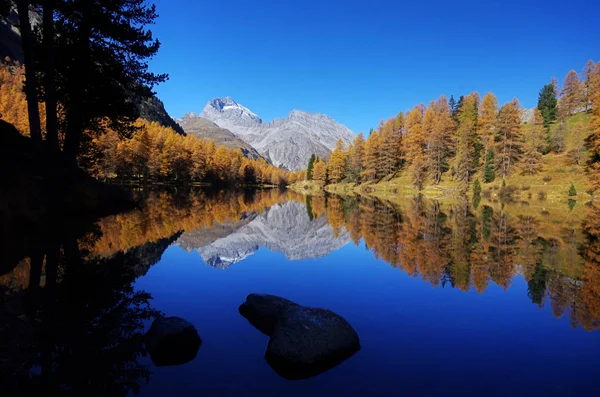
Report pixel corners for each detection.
[1,9,353,168]
[177,97,355,170]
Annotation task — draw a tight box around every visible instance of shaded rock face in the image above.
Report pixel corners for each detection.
[137,97,185,135]
[145,316,202,367]
[239,294,360,380]
[176,114,263,160]
[197,97,355,170]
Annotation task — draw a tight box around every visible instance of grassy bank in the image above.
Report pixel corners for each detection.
[288,180,326,195]
[293,112,595,205]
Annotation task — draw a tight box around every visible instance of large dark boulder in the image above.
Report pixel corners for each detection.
[145,316,202,367]
[239,294,298,335]
[239,294,360,380]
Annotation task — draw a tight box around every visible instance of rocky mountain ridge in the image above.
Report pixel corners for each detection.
[176,114,262,159]
[180,97,355,170]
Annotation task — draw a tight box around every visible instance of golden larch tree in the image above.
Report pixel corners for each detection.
[520,108,546,175]
[424,95,454,184]
[327,138,347,183]
[495,98,523,178]
[379,117,402,177]
[403,106,425,165]
[561,70,582,116]
[582,60,597,110]
[454,92,480,185]
[393,112,405,166]
[361,130,381,182]
[312,158,327,183]
[212,146,231,180]
[586,82,600,191]
[348,132,365,181]
[478,92,498,149]
[0,58,46,136]
[404,106,428,189]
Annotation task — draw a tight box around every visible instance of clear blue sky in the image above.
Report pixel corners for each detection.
[149,0,600,134]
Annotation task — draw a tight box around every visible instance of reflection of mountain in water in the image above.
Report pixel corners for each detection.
[176,201,351,268]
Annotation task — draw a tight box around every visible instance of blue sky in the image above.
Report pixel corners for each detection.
[149,0,600,134]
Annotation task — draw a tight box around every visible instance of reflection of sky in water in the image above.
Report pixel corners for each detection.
[134,237,600,396]
[3,190,599,396]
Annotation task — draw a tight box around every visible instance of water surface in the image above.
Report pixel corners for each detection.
[1,189,599,396]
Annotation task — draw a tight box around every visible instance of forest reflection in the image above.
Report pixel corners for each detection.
[1,188,599,394]
[318,194,600,332]
[0,188,303,395]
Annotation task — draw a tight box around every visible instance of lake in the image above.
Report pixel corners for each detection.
[1,188,599,396]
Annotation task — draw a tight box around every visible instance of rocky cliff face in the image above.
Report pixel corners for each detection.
[194,97,354,170]
[176,112,263,159]
[137,97,185,135]
[175,201,351,269]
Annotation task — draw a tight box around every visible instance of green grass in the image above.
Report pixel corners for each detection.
[298,113,595,208]
[288,180,326,195]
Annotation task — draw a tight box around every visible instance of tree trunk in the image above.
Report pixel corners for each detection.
[43,0,59,151]
[63,4,91,164]
[27,249,44,313]
[17,0,43,148]
[41,242,59,392]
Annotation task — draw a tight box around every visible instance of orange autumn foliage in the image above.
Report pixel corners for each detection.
[0,57,46,136]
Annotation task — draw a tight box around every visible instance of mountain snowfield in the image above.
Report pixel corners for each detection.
[178,97,355,170]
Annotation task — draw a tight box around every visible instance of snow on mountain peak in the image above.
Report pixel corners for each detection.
[201,97,263,125]
[195,98,355,170]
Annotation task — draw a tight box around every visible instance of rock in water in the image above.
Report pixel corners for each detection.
[239,294,298,335]
[145,316,202,367]
[239,294,360,379]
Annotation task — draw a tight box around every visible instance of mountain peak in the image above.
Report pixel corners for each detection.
[289,109,308,117]
[193,99,355,170]
[288,109,333,121]
[201,97,262,125]
[182,111,197,117]
[208,96,237,109]
[176,111,200,127]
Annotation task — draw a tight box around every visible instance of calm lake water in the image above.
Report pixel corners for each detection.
[1,188,599,396]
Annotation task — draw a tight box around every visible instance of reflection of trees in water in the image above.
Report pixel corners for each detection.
[89,188,304,258]
[2,191,253,394]
[578,203,600,330]
[0,188,308,394]
[322,194,600,331]
[0,227,173,395]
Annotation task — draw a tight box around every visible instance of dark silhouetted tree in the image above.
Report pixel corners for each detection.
[537,83,557,131]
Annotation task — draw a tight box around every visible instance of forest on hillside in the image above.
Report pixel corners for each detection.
[0,1,298,188]
[1,0,598,195]
[301,60,600,199]
[0,57,299,186]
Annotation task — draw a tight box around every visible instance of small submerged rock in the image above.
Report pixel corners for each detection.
[239,293,360,379]
[145,316,202,367]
